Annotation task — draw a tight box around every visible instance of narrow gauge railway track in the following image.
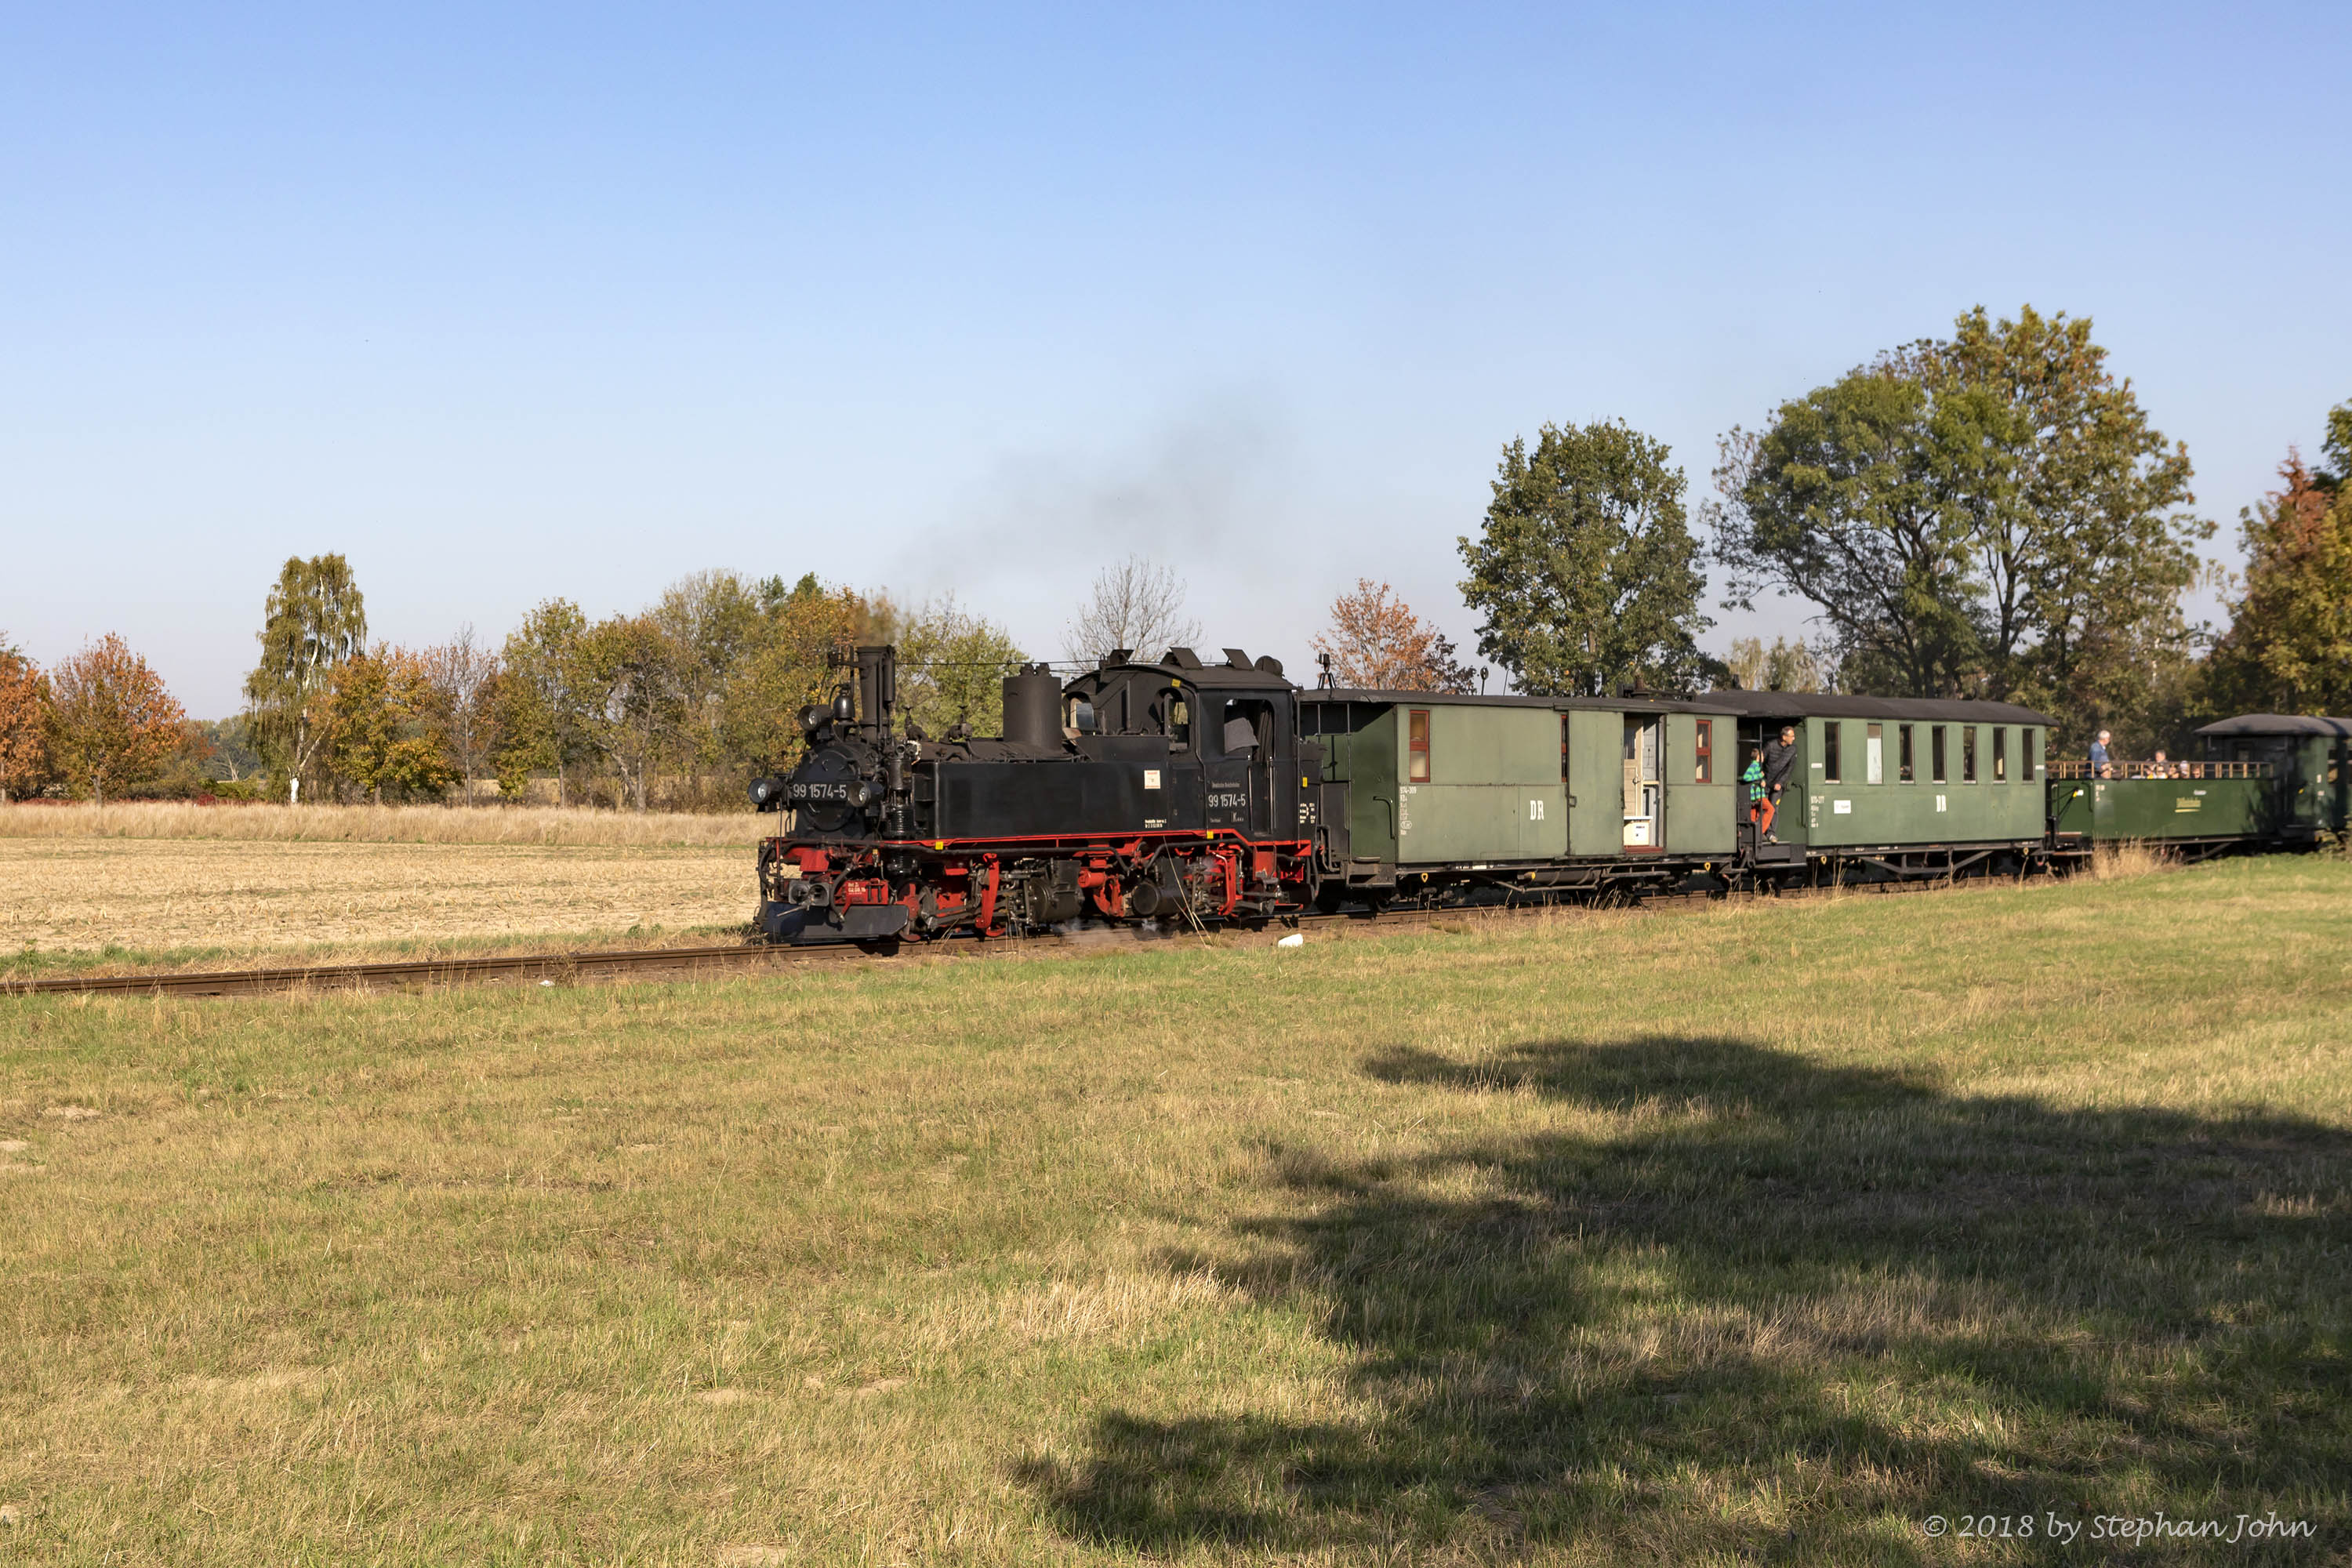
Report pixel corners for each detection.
[0,940,880,1000]
[2,871,2020,1001]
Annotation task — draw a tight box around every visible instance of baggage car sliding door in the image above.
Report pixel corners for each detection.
[1563,712,1621,858]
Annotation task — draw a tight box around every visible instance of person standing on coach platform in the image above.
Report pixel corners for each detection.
[1759,724,1800,844]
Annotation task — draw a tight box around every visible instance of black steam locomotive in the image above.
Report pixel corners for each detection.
[750,644,1334,942]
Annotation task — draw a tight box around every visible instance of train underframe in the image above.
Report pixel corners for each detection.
[758,834,1323,942]
[758,831,2152,944]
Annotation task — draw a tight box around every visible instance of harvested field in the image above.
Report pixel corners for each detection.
[0,800,763,846]
[1,837,753,963]
[1,855,2347,1563]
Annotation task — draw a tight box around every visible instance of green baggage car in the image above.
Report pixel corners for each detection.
[1300,690,1741,899]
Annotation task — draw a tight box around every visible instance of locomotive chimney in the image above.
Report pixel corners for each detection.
[1002,662,1062,748]
[853,645,897,736]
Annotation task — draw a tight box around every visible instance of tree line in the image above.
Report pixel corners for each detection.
[3,301,2345,803]
[0,567,1027,808]
[1437,305,2350,756]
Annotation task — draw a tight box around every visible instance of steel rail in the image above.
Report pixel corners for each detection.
[4,869,2028,1001]
[0,940,877,1000]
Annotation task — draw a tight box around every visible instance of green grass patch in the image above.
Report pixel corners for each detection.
[2,857,2347,1563]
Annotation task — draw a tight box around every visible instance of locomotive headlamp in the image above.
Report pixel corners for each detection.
[799,703,830,735]
[748,775,785,808]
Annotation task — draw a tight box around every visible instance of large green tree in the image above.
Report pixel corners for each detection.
[495,599,592,804]
[1711,307,2207,749]
[653,570,767,787]
[573,614,689,811]
[244,554,367,802]
[328,645,459,804]
[2203,402,2352,715]
[1457,420,1713,695]
[1710,351,1984,697]
[1945,307,2205,722]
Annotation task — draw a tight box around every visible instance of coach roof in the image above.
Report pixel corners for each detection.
[2194,713,2352,739]
[1312,688,1735,715]
[1701,690,2058,726]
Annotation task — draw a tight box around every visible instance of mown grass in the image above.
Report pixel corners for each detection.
[2,857,2347,1565]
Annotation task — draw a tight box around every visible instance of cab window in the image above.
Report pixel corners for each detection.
[1221,699,1270,757]
[1159,689,1191,746]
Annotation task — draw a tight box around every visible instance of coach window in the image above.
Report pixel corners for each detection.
[1822,720,1842,783]
[1695,719,1713,783]
[1962,725,1978,783]
[1559,714,1570,782]
[1866,722,1884,784]
[1993,727,2008,782]
[1898,724,1915,783]
[2022,728,2037,781]
[1932,725,1948,784]
[1409,709,1431,782]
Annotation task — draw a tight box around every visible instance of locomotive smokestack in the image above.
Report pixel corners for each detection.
[1002,662,1062,748]
[853,645,897,736]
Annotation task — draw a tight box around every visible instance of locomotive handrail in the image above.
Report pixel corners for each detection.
[2047,760,2272,780]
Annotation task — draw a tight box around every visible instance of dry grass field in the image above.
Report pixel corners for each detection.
[0,801,764,847]
[2,855,2347,1565]
[0,805,763,974]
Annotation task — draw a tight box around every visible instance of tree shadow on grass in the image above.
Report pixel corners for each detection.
[1022,1037,2352,1562]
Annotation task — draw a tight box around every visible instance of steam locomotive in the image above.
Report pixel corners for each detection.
[750,644,1329,943]
[750,644,2348,945]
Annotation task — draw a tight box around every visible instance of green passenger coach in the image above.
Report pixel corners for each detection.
[1703,691,2056,877]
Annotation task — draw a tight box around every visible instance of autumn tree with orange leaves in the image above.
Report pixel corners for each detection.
[1311,580,1476,692]
[2203,405,2352,717]
[0,640,50,801]
[44,633,187,805]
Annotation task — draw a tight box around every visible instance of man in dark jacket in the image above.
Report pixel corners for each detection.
[1759,724,1799,844]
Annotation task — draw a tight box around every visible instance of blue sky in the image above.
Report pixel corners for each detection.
[5,2,2347,716]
